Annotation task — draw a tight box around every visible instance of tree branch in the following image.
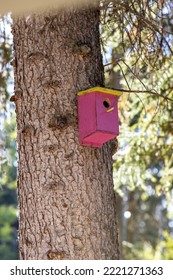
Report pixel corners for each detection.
[113,88,173,102]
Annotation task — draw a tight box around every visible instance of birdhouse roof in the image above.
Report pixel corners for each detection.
[78,87,122,96]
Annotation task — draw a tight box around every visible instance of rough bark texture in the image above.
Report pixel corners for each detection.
[12,7,120,260]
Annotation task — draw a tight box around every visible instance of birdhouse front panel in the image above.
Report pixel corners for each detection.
[96,92,119,135]
[78,87,122,148]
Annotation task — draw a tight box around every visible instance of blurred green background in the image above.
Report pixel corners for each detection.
[0,15,18,259]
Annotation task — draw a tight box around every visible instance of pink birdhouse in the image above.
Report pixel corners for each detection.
[78,87,122,148]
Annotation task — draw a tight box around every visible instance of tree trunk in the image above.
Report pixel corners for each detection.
[12,7,120,260]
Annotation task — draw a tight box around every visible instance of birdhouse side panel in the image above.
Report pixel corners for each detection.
[78,93,97,143]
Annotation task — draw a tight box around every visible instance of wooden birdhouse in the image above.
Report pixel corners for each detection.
[78,87,122,148]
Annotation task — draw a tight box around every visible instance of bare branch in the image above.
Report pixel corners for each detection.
[112,88,173,102]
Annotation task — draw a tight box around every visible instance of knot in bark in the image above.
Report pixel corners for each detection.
[73,43,92,57]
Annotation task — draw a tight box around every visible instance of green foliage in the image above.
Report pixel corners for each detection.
[123,241,161,260]
[123,231,173,260]
[0,205,18,260]
[0,15,18,260]
[161,231,173,260]
[113,59,173,201]
[0,115,18,260]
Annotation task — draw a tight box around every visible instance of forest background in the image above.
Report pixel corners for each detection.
[0,0,173,259]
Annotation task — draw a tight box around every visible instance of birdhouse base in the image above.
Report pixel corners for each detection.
[80,130,117,148]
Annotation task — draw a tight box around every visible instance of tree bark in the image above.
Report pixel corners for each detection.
[12,7,120,260]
